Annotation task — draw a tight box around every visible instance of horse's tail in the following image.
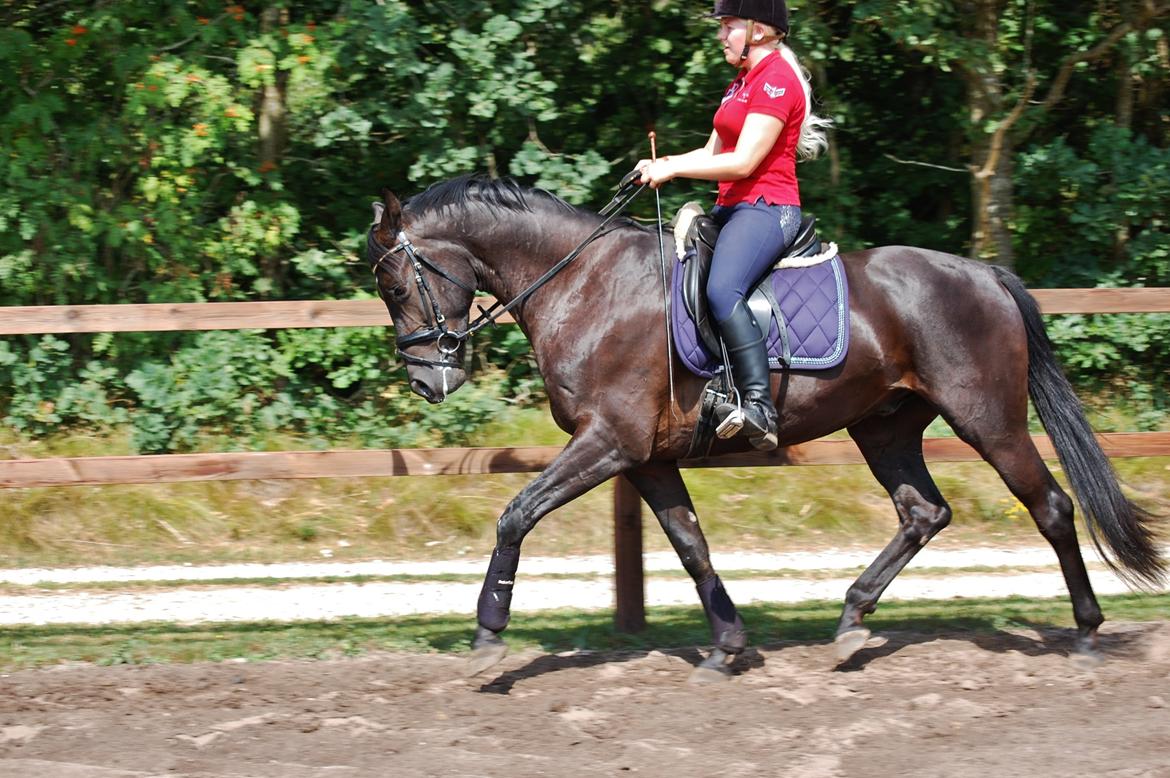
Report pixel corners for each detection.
[992,265,1165,589]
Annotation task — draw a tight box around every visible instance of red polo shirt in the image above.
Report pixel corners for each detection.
[713,49,806,207]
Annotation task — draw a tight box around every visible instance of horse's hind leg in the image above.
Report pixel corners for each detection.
[835,399,954,663]
[949,421,1104,660]
[626,461,747,682]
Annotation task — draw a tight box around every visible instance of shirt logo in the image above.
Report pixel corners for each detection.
[721,81,742,104]
[764,83,786,99]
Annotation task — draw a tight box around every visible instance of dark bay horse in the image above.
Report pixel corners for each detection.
[367,175,1164,680]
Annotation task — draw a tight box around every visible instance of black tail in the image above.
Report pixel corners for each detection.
[993,266,1165,589]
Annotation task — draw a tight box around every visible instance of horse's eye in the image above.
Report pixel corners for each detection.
[387,284,408,302]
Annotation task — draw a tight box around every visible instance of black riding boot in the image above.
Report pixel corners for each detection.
[715,299,778,451]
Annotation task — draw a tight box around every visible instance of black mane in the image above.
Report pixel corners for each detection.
[404,175,579,219]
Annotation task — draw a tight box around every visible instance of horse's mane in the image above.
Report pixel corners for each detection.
[403,175,649,232]
[405,175,578,218]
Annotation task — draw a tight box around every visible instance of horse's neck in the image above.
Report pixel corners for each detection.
[471,213,607,320]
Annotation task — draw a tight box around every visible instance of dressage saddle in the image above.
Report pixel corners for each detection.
[678,208,823,360]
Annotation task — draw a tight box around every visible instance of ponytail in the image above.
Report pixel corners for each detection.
[778,43,832,160]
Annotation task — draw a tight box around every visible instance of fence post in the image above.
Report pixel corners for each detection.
[613,475,646,633]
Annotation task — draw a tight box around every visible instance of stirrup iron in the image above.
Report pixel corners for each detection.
[715,394,745,439]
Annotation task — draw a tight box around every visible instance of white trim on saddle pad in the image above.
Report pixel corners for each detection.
[775,242,839,269]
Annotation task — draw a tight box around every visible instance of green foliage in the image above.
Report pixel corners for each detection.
[1015,125,1170,425]
[0,1,1167,449]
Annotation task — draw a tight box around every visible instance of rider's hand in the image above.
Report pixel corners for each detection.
[638,158,675,189]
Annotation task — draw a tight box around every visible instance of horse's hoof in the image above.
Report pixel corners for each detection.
[1070,648,1104,671]
[1070,633,1103,670]
[688,648,734,684]
[465,637,508,678]
[834,628,871,664]
[688,663,732,684]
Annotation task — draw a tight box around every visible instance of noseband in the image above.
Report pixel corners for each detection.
[367,180,646,370]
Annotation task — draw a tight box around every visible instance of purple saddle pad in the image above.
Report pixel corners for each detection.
[672,254,850,379]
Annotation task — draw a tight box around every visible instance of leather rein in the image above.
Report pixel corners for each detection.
[368,180,647,370]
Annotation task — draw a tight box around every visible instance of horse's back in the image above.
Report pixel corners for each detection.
[839,244,1029,399]
[841,245,1022,331]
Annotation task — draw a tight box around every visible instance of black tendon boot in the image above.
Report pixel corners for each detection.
[715,299,779,451]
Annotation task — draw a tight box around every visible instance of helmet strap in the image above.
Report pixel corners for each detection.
[737,19,754,65]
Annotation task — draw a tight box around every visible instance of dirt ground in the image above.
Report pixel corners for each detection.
[2,622,1169,778]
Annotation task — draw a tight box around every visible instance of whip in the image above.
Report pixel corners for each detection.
[649,131,678,418]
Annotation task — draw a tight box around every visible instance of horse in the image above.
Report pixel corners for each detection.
[366,175,1164,681]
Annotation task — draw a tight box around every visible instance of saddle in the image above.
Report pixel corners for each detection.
[671,206,848,459]
[675,203,833,362]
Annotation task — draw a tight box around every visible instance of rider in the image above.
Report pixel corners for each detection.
[637,0,831,451]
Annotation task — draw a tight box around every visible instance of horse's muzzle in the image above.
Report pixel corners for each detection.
[408,366,467,404]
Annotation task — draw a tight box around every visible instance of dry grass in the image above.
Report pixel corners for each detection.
[2,408,1168,569]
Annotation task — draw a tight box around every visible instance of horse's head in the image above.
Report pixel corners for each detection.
[368,190,475,403]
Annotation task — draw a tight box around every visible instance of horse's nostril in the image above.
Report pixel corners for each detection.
[410,379,435,401]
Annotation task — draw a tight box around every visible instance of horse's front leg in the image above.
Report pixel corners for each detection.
[467,422,634,676]
[625,461,747,683]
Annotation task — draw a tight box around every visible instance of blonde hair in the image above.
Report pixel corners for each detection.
[778,43,832,160]
[749,23,833,160]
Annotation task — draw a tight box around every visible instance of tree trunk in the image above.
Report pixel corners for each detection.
[968,130,1016,268]
[1144,28,1169,145]
[258,7,289,174]
[960,0,1016,268]
[1115,46,1135,131]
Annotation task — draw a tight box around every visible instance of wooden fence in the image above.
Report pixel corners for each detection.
[3,289,1169,631]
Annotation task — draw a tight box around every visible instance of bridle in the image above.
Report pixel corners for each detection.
[367,179,646,370]
[368,230,478,369]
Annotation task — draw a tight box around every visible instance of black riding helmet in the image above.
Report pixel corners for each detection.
[708,0,789,35]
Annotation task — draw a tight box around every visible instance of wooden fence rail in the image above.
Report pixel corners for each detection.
[1,288,1169,336]
[4,433,1170,489]
[2,288,1168,631]
[0,298,506,335]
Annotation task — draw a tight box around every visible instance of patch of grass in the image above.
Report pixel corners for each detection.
[2,411,1167,569]
[4,593,1168,671]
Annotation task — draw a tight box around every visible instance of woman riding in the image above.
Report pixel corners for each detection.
[637,0,831,451]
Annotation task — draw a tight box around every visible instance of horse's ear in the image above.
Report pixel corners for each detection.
[372,189,402,244]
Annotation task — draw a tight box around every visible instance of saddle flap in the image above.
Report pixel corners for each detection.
[682,215,721,353]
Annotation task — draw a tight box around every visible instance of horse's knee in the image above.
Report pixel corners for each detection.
[495,518,519,549]
[893,485,951,545]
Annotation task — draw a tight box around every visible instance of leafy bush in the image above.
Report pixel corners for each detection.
[1014,126,1170,426]
[1,3,1166,449]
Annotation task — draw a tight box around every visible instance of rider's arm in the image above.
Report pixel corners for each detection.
[641,114,783,188]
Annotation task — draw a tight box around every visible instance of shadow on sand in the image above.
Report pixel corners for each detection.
[475,618,1162,693]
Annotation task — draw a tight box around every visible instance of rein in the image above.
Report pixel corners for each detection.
[369,181,647,369]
